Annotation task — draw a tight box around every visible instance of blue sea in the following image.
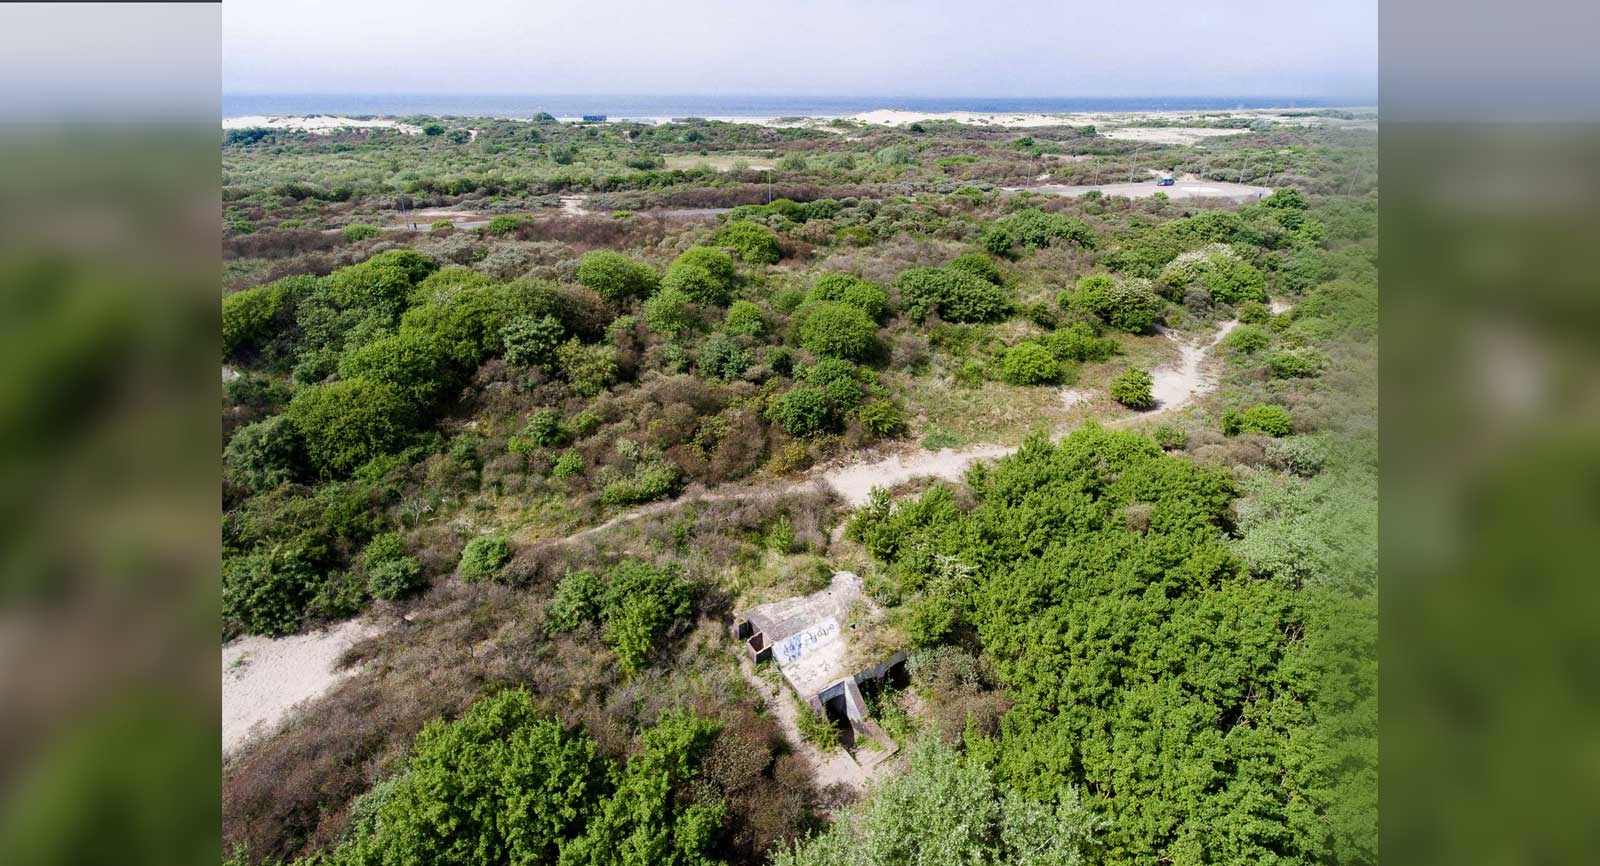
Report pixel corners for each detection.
[223,93,1354,121]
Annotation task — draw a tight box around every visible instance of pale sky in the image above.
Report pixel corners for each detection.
[224,0,1377,99]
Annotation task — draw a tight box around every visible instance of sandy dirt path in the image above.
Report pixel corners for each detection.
[222,618,382,756]
[1006,179,1271,202]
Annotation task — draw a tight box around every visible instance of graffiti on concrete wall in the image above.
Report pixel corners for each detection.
[777,617,839,665]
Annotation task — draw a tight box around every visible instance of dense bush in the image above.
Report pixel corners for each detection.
[1268,346,1328,378]
[361,532,424,600]
[1224,324,1271,353]
[1236,300,1271,323]
[225,415,306,492]
[768,387,832,437]
[844,428,1374,866]
[223,544,319,636]
[713,220,781,264]
[721,300,766,336]
[997,342,1060,385]
[223,282,290,358]
[773,738,1101,866]
[457,536,510,580]
[1040,321,1117,362]
[946,251,1003,285]
[982,208,1096,256]
[341,223,382,242]
[1109,367,1154,409]
[545,560,695,671]
[501,313,566,368]
[287,377,415,476]
[856,400,907,437]
[577,250,660,303]
[661,246,738,306]
[795,301,877,360]
[485,215,523,235]
[895,267,1010,323]
[809,273,889,321]
[557,339,620,396]
[1223,403,1293,436]
[643,286,696,336]
[699,335,751,381]
[1069,274,1164,333]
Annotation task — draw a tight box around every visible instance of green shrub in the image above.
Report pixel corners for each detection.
[713,221,782,264]
[510,409,565,452]
[287,377,415,476]
[576,250,660,303]
[222,282,289,358]
[947,251,1002,285]
[485,215,523,235]
[1224,325,1271,353]
[546,570,604,633]
[431,219,453,231]
[557,339,619,396]
[795,301,877,359]
[1268,347,1327,378]
[1152,423,1188,450]
[982,208,1096,256]
[895,267,1010,323]
[699,335,751,381]
[1204,256,1269,305]
[337,330,452,408]
[1070,274,1164,333]
[722,299,766,336]
[1110,367,1155,409]
[551,450,585,479]
[643,286,696,336]
[1265,436,1328,476]
[794,702,840,749]
[855,400,905,437]
[810,273,889,320]
[1236,300,1271,324]
[501,313,565,368]
[997,342,1060,385]
[223,545,318,637]
[341,223,382,242]
[367,554,424,601]
[769,387,832,437]
[564,410,602,439]
[1041,321,1117,362]
[324,251,437,316]
[457,536,510,580]
[661,246,738,305]
[224,414,306,492]
[600,460,681,506]
[330,689,602,866]
[1223,403,1293,436]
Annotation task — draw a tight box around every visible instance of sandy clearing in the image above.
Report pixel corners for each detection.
[224,115,424,135]
[1150,320,1239,411]
[1007,179,1272,202]
[222,618,383,756]
[850,109,1079,128]
[1099,126,1251,145]
[1060,388,1087,408]
[1270,298,1292,315]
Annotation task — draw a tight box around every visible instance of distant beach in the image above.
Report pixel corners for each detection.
[222,93,1359,121]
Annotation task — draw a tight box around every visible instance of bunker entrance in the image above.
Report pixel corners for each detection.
[822,691,857,750]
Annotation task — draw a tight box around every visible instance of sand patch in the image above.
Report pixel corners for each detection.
[1007,180,1272,203]
[1099,126,1251,145]
[222,618,383,756]
[223,115,423,135]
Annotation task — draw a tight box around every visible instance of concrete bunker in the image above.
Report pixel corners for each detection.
[733,572,904,763]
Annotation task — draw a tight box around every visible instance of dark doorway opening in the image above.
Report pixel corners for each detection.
[822,692,856,751]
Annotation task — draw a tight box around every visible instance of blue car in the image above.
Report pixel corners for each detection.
[1157,177,1176,186]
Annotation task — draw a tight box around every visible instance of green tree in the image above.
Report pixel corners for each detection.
[222,282,289,358]
[795,301,877,360]
[769,387,832,437]
[947,251,1003,285]
[1224,324,1272,353]
[661,247,738,306]
[998,342,1060,385]
[223,545,319,637]
[1110,367,1154,409]
[643,287,696,336]
[502,313,566,368]
[341,223,382,242]
[895,267,1010,323]
[457,536,510,581]
[362,533,424,600]
[578,251,661,303]
[713,221,781,265]
[224,414,306,492]
[698,335,751,381]
[558,339,620,397]
[1070,274,1164,333]
[287,377,415,476]
[773,738,1101,866]
[721,300,766,337]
